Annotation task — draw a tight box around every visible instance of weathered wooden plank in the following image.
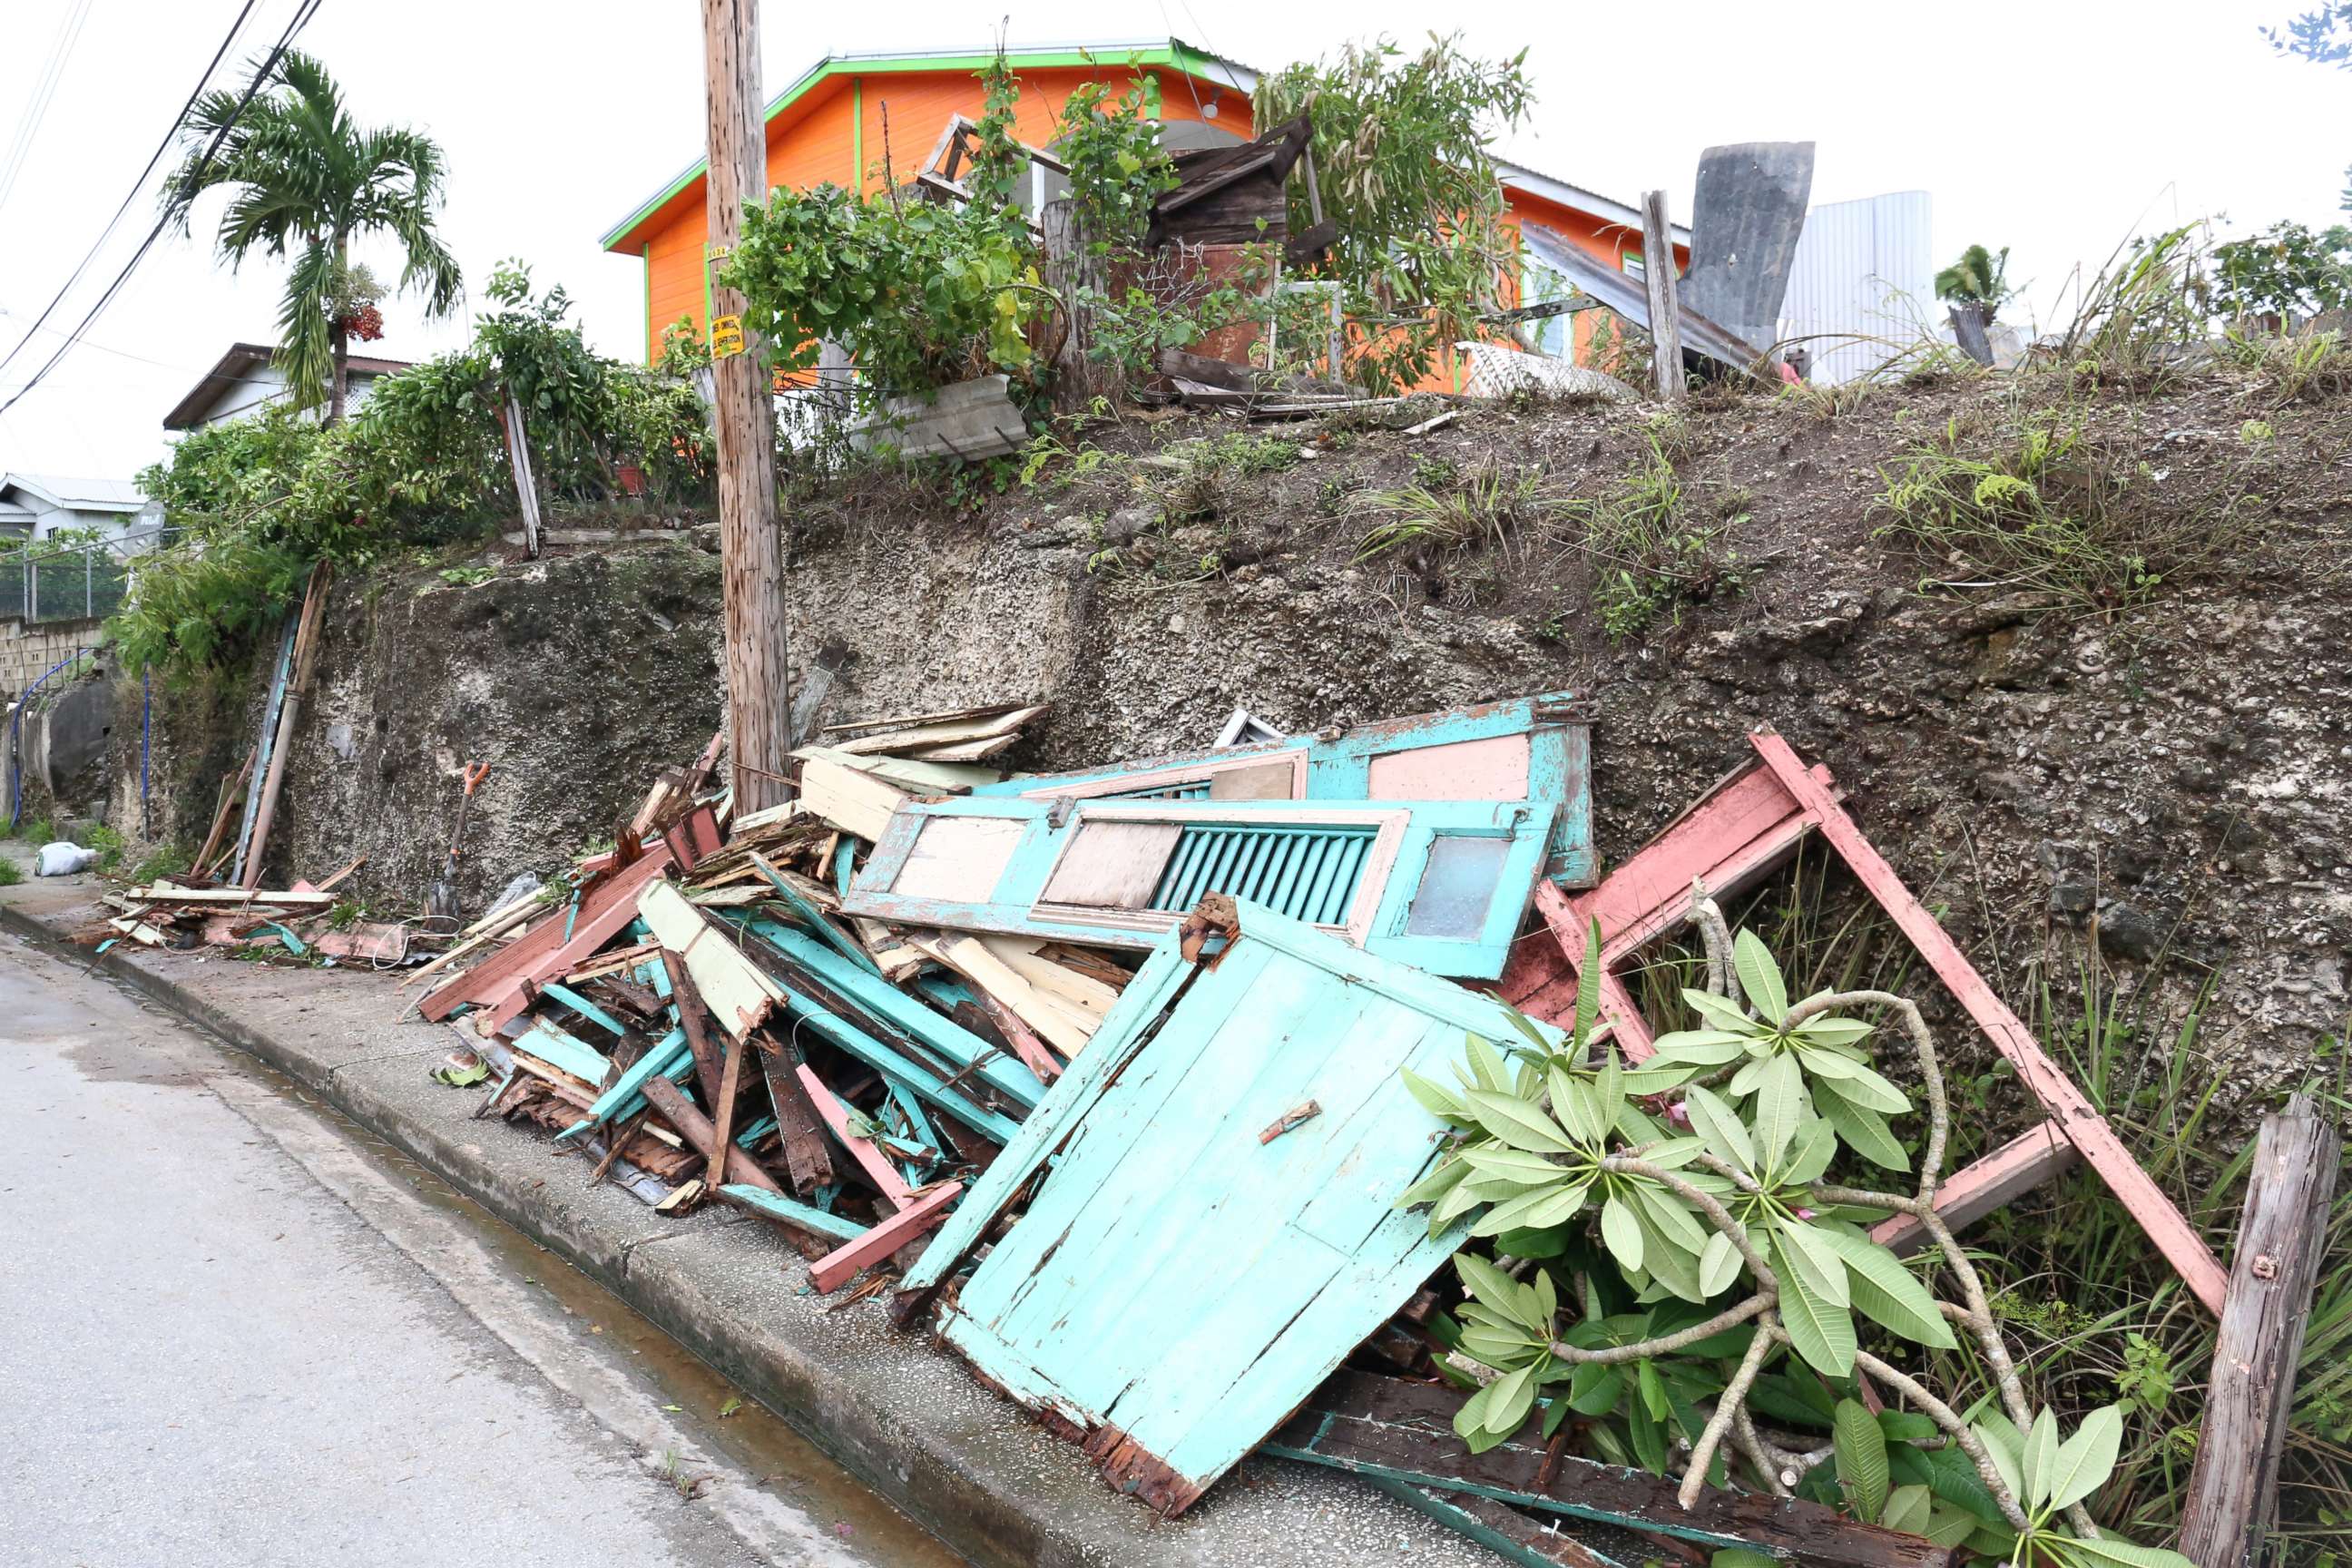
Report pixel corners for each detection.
[808,1181,963,1292]
[1749,727,2229,1315]
[540,982,627,1037]
[797,1063,913,1209]
[639,879,787,1039]
[1267,1373,1952,1568]
[750,851,881,977]
[1362,1478,1632,1568]
[833,703,1046,758]
[768,981,1024,1146]
[793,744,1001,794]
[2181,1093,2341,1568]
[799,756,910,842]
[755,1034,837,1197]
[719,1183,869,1245]
[913,934,1094,1059]
[418,848,674,1024]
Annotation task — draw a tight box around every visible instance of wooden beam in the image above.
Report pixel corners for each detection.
[1640,191,1685,405]
[2180,1093,2340,1568]
[1749,727,2229,1316]
[1872,1122,2077,1255]
[797,1063,913,1209]
[701,0,792,812]
[1364,1479,1631,1568]
[1266,1373,1952,1568]
[417,848,676,1024]
[808,1181,963,1292]
[753,1034,836,1196]
[706,1031,748,1191]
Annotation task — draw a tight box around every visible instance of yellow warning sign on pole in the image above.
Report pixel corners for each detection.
[709,315,745,358]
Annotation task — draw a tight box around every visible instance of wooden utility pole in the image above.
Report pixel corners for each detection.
[701,0,793,812]
[1640,190,1685,405]
[2180,1093,2339,1568]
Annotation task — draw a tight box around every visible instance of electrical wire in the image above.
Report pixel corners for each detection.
[0,0,319,417]
[0,0,97,220]
[0,0,260,385]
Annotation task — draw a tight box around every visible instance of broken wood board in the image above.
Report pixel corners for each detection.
[793,744,1000,795]
[417,848,676,1025]
[972,689,1593,887]
[809,1181,963,1292]
[638,879,787,1040]
[847,796,1556,982]
[1265,1372,1954,1568]
[908,934,1097,1059]
[798,1063,913,1209]
[2180,1093,2340,1568]
[799,756,911,843]
[833,704,1046,759]
[902,896,1566,1515]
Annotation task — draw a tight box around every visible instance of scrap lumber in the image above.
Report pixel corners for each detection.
[808,1181,963,1292]
[797,1063,913,1208]
[638,879,787,1040]
[755,1036,838,1195]
[832,703,1046,759]
[2180,1093,2340,1568]
[794,744,1000,795]
[635,1073,787,1200]
[798,756,910,843]
[417,848,674,1023]
[1749,728,2228,1315]
[190,746,256,878]
[1266,1373,1953,1568]
[720,1185,869,1246]
[911,933,1095,1059]
[240,561,332,888]
[1367,1481,1633,1568]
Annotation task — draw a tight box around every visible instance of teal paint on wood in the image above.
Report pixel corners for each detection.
[720,1184,871,1243]
[540,982,627,1036]
[910,899,1534,1513]
[753,858,884,977]
[558,1027,690,1140]
[765,977,1025,1145]
[514,1020,612,1083]
[968,690,1593,886]
[743,917,1044,1111]
[846,797,1554,981]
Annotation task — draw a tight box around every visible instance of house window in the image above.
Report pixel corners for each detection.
[1521,258,1572,357]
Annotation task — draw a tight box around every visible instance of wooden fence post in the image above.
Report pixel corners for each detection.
[1641,189,1685,404]
[2180,1093,2340,1568]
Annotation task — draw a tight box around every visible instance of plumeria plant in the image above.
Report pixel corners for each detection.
[1397,884,2192,1568]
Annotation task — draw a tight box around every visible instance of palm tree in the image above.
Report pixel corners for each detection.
[1935,244,2014,367]
[163,51,460,423]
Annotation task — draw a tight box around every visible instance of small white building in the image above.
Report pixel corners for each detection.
[1778,191,1937,386]
[0,474,165,550]
[162,341,414,432]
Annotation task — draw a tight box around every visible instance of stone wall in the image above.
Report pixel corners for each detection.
[0,615,103,706]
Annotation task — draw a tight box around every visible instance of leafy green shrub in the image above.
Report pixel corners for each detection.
[0,855,20,887]
[1574,427,1750,640]
[1406,913,2192,1567]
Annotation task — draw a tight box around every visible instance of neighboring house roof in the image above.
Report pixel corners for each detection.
[162,341,416,431]
[601,37,1261,253]
[599,36,1682,257]
[0,474,152,514]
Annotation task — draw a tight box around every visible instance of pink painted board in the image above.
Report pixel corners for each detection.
[809,1181,964,1292]
[1366,733,1532,803]
[798,1063,914,1210]
[1872,1121,2078,1256]
[420,847,674,1023]
[1749,727,2228,1316]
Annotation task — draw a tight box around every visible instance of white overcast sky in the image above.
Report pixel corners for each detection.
[0,0,2344,479]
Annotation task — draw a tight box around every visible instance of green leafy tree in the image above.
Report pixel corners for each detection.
[2269,6,2352,210]
[162,50,462,423]
[2211,219,2352,319]
[1254,34,1536,393]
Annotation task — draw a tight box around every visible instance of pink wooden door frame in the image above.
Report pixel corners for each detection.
[1501,728,2226,1316]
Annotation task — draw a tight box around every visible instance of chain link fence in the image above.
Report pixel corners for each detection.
[0,527,177,624]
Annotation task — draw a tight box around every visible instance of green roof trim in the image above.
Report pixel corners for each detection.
[600,40,1248,252]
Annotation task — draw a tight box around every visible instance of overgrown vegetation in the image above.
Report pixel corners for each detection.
[1570,423,1751,640]
[1411,909,2199,1567]
[123,262,710,673]
[1256,34,1536,394]
[1872,406,2268,617]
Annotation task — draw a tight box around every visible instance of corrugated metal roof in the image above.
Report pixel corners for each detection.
[0,474,151,512]
[1519,224,1765,372]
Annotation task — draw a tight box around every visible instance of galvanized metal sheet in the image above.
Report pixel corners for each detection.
[1681,141,1817,359]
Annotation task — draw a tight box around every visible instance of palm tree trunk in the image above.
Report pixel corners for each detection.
[328,233,351,425]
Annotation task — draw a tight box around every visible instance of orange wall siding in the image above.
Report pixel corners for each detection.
[641,64,1256,361]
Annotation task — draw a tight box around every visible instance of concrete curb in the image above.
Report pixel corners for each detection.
[0,890,1501,1568]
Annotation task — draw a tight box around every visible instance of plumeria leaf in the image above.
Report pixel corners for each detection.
[1754,1054,1805,1171]
[1681,988,1756,1032]
[1732,929,1789,1023]
[1785,1115,1838,1186]
[1644,1031,1749,1066]
[1728,1055,1772,1096]
[1633,1181,1710,1253]
[1455,1251,1519,1307]
[1472,1180,1590,1237]
[1601,1196,1645,1274]
[1975,1417,2024,1504]
[1466,1034,1511,1092]
[1777,1222,1852,1308]
[1699,1230,1742,1295]
[1465,1090,1577,1154]
[1568,1361,1623,1416]
[1881,1484,1933,1536]
[1833,1397,1890,1521]
[2044,1534,2199,1568]
[1573,921,1604,1044]
[1403,1067,1471,1122]
[2046,1406,2124,1513]
[1816,1092,1910,1171]
[1396,1157,1471,1210]
[2023,1407,2061,1509]
[1813,1226,1957,1348]
[1484,1363,1539,1436]
[1777,1262,1858,1376]
[1793,1013,1876,1048]
[1816,1067,1912,1116]
[1683,1085,1755,1172]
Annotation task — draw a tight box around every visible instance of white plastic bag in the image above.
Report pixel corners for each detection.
[34,841,98,877]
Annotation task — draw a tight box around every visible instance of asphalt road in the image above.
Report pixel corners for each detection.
[0,930,962,1568]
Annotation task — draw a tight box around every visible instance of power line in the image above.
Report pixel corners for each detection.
[0,0,320,417]
[0,0,260,384]
[0,0,97,220]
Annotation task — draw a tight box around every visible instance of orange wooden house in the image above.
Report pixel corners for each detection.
[600,39,1688,384]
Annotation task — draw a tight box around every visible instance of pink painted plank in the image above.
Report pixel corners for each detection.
[808,1181,964,1292]
[1749,727,2229,1316]
[418,846,675,1022]
[798,1063,914,1210]
[1871,1121,2079,1255]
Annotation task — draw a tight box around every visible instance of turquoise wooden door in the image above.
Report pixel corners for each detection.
[911,898,1558,1514]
